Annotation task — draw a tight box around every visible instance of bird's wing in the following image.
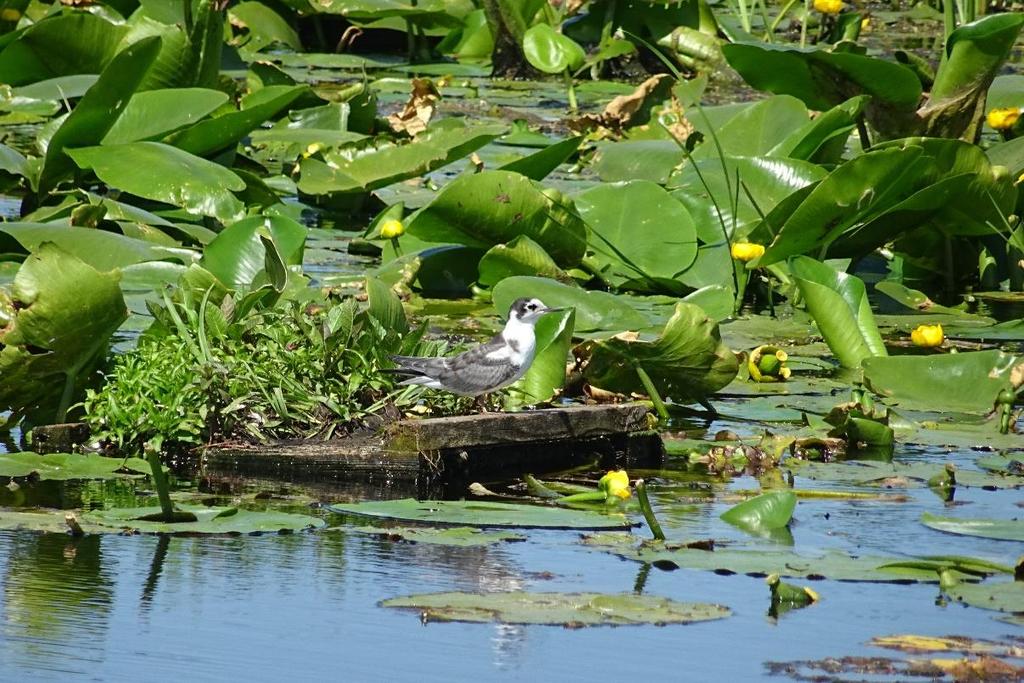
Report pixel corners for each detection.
[431,336,523,395]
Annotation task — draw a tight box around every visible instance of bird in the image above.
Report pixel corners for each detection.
[387,297,563,407]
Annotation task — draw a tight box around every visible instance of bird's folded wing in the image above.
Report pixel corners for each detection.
[438,347,522,394]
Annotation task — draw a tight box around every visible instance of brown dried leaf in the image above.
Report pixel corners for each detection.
[567,74,681,137]
[387,78,441,137]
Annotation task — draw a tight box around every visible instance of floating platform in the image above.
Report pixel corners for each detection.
[201,404,663,492]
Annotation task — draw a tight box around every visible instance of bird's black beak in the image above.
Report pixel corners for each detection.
[541,306,568,314]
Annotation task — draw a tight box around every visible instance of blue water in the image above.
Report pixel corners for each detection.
[2,450,1020,681]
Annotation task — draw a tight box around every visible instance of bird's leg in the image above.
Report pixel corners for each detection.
[474,394,490,413]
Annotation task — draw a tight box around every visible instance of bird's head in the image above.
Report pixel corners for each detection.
[509,297,562,325]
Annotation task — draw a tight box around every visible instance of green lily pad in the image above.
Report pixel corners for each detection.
[583,536,1005,583]
[863,350,1020,414]
[351,526,525,546]
[0,243,128,425]
[720,491,796,531]
[406,170,587,267]
[921,513,1024,542]
[0,509,93,533]
[0,452,149,480]
[82,506,325,535]
[575,180,698,287]
[785,460,1024,490]
[67,142,246,223]
[381,591,731,626]
[328,499,634,530]
[947,581,1024,613]
[582,302,739,403]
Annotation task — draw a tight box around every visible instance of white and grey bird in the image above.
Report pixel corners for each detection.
[387,298,563,398]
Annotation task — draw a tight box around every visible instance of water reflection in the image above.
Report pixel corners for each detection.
[0,532,113,676]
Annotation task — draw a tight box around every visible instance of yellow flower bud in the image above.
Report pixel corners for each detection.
[380,219,405,240]
[599,469,631,500]
[730,241,765,262]
[911,324,943,348]
[860,17,870,30]
[0,8,21,21]
[303,142,323,158]
[813,0,843,14]
[987,108,1021,132]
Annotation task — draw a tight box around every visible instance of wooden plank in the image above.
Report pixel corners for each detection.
[202,404,661,484]
[382,404,651,453]
[30,422,89,453]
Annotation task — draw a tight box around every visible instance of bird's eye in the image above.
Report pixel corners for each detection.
[528,304,536,310]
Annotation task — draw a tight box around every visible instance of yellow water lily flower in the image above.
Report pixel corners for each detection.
[731,242,765,262]
[748,345,791,382]
[599,469,631,500]
[911,324,943,348]
[380,219,405,239]
[987,108,1021,131]
[813,0,843,14]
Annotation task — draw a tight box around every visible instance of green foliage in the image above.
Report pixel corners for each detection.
[83,294,425,452]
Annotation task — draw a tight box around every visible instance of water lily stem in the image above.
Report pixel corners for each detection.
[635,479,666,541]
[562,70,578,112]
[145,441,176,520]
[856,116,871,151]
[634,365,669,422]
[800,0,809,48]
[55,371,77,424]
[733,261,749,315]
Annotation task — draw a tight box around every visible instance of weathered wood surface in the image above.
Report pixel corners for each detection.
[383,404,651,452]
[202,403,662,485]
[30,422,90,453]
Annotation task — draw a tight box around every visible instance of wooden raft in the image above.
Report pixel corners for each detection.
[202,403,663,486]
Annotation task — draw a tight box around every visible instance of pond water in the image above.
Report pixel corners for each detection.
[3,15,1024,680]
[2,414,1021,681]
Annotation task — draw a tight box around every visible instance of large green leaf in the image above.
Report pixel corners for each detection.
[382,591,731,626]
[298,122,505,195]
[200,215,306,290]
[477,235,565,288]
[923,13,1024,140]
[789,257,887,369]
[510,308,574,406]
[125,0,224,90]
[498,135,583,181]
[760,147,929,265]
[921,513,1024,542]
[720,490,796,531]
[671,155,825,241]
[491,276,648,334]
[229,1,301,52]
[591,140,685,184]
[67,142,245,222]
[329,499,633,529]
[582,302,738,402]
[522,24,585,74]
[691,95,810,160]
[0,452,149,480]
[862,350,1019,414]
[576,180,698,286]
[406,170,587,267]
[0,243,127,424]
[102,87,229,144]
[722,43,921,114]
[0,13,129,85]
[0,223,195,271]
[38,36,162,194]
[169,84,307,157]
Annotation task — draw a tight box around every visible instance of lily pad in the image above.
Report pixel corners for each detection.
[381,591,731,626]
[720,491,796,531]
[491,276,648,334]
[328,499,633,530]
[351,526,525,546]
[82,505,325,535]
[786,460,1024,490]
[583,536,1003,584]
[582,302,739,403]
[921,513,1024,542]
[863,350,1020,414]
[0,452,149,480]
[947,581,1024,613]
[406,170,587,267]
[67,142,246,222]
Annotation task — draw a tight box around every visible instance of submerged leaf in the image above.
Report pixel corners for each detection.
[82,505,325,534]
[0,452,148,480]
[382,591,731,626]
[329,499,633,530]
